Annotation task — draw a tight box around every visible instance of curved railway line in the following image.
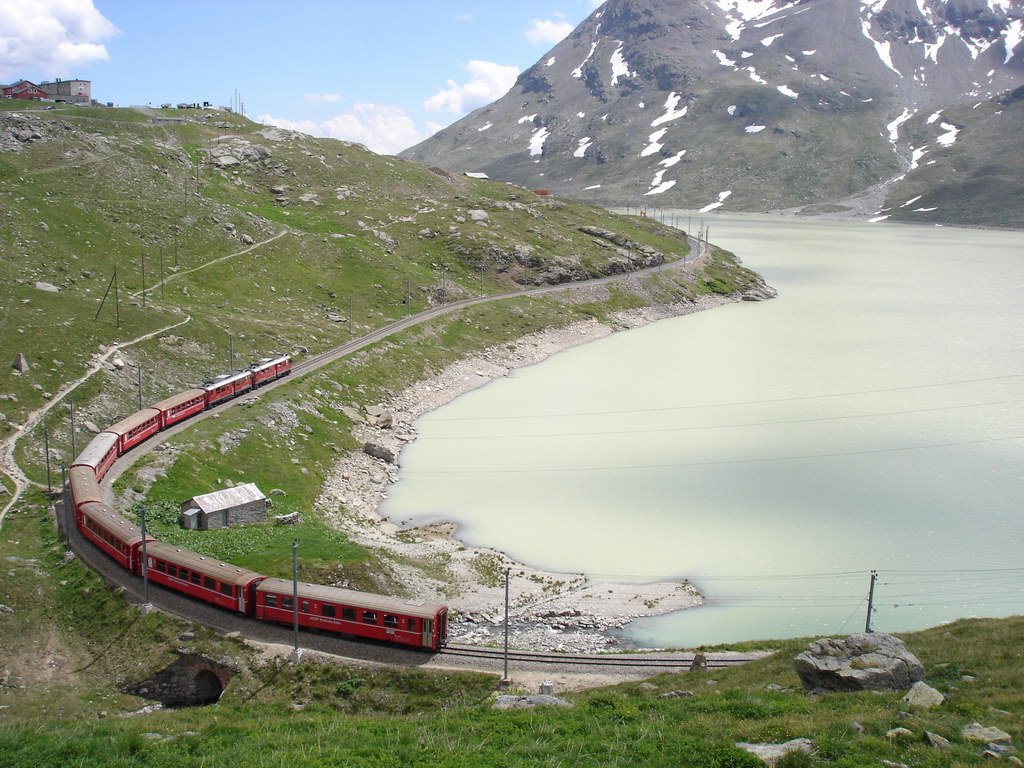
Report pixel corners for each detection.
[22,232,761,679]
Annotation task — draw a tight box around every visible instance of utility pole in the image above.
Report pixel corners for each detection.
[136,364,143,411]
[44,428,52,499]
[69,398,76,458]
[865,570,878,633]
[114,266,120,329]
[140,506,152,615]
[502,567,511,687]
[290,540,302,663]
[60,465,71,549]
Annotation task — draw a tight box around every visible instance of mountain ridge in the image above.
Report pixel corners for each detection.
[401,0,1024,227]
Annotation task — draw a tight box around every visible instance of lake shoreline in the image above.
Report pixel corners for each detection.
[316,285,772,652]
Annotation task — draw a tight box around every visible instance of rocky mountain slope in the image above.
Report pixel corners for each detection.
[401,0,1024,227]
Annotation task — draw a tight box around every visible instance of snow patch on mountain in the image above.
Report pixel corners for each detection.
[574,137,593,157]
[700,190,732,211]
[761,33,784,46]
[572,41,599,79]
[861,15,901,76]
[777,85,798,98]
[887,108,914,143]
[713,0,802,42]
[650,92,688,127]
[529,127,550,156]
[1005,19,1024,64]
[660,150,686,168]
[518,114,538,125]
[478,122,493,132]
[936,122,959,147]
[713,49,737,67]
[640,128,668,157]
[746,125,766,133]
[610,42,635,86]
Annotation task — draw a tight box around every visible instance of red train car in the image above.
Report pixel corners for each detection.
[152,388,206,429]
[78,501,151,571]
[249,355,290,387]
[274,355,292,378]
[71,432,119,481]
[254,578,448,650]
[141,541,265,613]
[106,408,161,454]
[68,466,103,522]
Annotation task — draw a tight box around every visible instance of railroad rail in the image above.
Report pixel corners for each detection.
[439,645,760,669]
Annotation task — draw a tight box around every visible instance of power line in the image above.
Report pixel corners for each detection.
[431,373,1024,422]
[418,397,1024,441]
[402,434,1024,474]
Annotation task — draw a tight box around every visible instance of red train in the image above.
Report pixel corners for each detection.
[64,353,449,651]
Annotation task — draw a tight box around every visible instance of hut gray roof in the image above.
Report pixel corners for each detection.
[188,483,265,514]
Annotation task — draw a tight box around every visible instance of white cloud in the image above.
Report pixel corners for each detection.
[301,92,342,104]
[258,103,426,156]
[0,0,117,81]
[454,13,472,22]
[304,93,341,104]
[423,60,519,115]
[525,18,574,45]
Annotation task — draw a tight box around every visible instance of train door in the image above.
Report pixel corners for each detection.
[422,618,433,648]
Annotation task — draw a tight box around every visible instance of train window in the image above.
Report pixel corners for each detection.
[322,604,336,618]
[282,597,293,610]
[191,572,201,585]
[300,601,310,613]
[156,561,166,573]
[407,618,418,631]
[168,565,178,578]
[265,594,277,608]
[383,614,399,628]
[342,608,356,621]
[220,583,233,596]
[362,611,377,624]
[204,576,216,590]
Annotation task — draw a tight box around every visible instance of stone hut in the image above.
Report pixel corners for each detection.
[180,483,268,530]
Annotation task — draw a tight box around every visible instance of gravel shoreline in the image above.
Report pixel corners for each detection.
[315,289,761,653]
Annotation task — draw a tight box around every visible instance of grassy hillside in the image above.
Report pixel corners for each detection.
[1,102,763,587]
[0,493,1021,767]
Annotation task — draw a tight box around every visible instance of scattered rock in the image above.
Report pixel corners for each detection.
[492,694,572,709]
[850,722,865,734]
[924,731,951,749]
[275,512,301,525]
[468,209,489,222]
[363,443,396,464]
[269,488,287,497]
[902,681,945,709]
[880,762,909,768]
[657,690,693,699]
[793,633,924,692]
[240,234,254,245]
[962,723,1012,743]
[886,728,914,740]
[736,738,815,766]
[0,604,13,614]
[112,358,125,371]
[83,420,101,434]
[34,281,59,293]
[11,353,29,373]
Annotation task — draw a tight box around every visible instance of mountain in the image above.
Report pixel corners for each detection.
[401,0,1024,227]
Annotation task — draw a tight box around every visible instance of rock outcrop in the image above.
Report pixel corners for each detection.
[793,632,924,693]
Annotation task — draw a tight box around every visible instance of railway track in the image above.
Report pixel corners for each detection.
[34,233,731,676]
[439,645,759,669]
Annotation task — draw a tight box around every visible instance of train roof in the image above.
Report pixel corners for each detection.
[106,408,161,436]
[201,370,251,390]
[150,388,206,412]
[256,578,446,619]
[80,502,149,546]
[68,466,103,503]
[249,354,288,370]
[71,432,118,468]
[144,541,265,587]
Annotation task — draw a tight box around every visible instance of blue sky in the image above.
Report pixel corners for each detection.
[1,0,602,153]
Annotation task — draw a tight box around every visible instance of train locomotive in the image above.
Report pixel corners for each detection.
[64,353,449,651]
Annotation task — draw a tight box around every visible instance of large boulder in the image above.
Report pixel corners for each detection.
[793,633,924,693]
